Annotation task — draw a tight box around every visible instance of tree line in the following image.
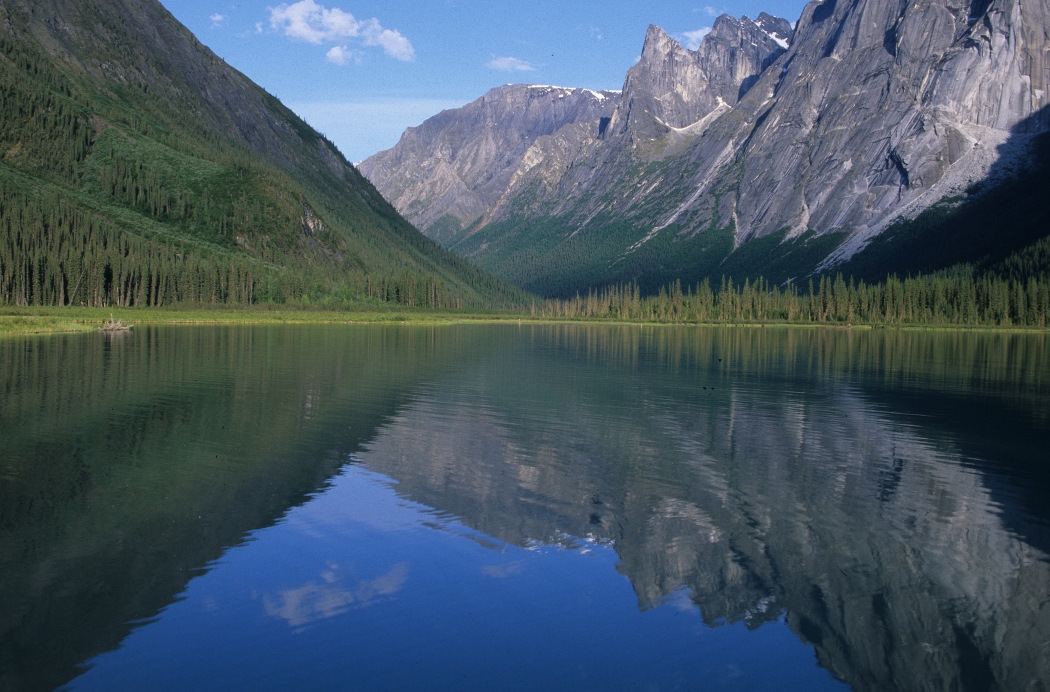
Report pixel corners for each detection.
[5,184,1047,323]
[0,186,467,309]
[534,274,1049,327]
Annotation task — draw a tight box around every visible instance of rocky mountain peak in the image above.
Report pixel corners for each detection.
[716,0,1050,255]
[361,0,1050,297]
[612,13,789,141]
[753,12,793,47]
[357,83,619,238]
[637,24,682,65]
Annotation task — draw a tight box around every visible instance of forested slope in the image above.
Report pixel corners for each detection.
[0,0,526,309]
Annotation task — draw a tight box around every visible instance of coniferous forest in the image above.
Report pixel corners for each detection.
[538,274,1049,327]
[0,5,525,310]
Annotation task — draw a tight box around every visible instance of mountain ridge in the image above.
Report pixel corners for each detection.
[0,0,526,308]
[361,0,1050,297]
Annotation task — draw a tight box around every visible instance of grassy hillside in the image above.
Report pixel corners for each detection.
[0,0,526,309]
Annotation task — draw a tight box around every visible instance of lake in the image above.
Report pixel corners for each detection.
[1,323,1048,691]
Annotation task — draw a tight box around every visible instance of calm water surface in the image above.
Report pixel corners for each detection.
[1,324,1048,691]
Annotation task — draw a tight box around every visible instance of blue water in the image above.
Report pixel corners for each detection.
[69,467,842,691]
[1,324,1047,691]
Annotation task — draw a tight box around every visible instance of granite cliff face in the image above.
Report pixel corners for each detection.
[357,85,619,245]
[612,14,791,142]
[663,0,1050,260]
[362,0,1050,296]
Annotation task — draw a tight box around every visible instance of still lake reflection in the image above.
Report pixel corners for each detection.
[1,324,1048,691]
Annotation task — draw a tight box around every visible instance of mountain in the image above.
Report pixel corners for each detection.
[611,14,791,143]
[0,0,525,308]
[361,2,1050,297]
[358,84,620,247]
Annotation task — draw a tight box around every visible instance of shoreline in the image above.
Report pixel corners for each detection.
[2,306,1048,336]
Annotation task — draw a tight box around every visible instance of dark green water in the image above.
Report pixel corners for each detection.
[1,324,1048,691]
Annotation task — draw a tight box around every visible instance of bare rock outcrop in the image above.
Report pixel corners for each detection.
[357,85,619,240]
[612,15,789,142]
[361,0,1050,289]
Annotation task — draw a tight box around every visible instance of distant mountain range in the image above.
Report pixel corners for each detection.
[0,0,523,308]
[360,1,1050,297]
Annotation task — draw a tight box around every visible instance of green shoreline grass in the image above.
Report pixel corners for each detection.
[2,305,1048,336]
[0,305,528,335]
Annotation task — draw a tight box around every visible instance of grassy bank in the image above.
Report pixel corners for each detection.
[3,305,1049,337]
[0,304,539,335]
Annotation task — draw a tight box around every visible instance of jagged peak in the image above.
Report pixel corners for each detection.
[524,85,619,101]
[644,23,672,42]
[488,84,618,99]
[640,24,685,58]
[754,12,794,47]
[711,13,743,30]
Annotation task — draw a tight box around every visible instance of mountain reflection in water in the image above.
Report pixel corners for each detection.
[1,324,1047,691]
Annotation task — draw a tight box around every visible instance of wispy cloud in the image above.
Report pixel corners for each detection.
[326,45,359,65]
[264,562,408,630]
[703,5,721,16]
[486,56,536,72]
[210,13,225,27]
[679,27,711,50]
[269,0,415,62]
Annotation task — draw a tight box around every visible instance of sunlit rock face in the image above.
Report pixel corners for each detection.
[695,0,1050,254]
[361,0,1050,283]
[356,85,619,244]
[359,14,789,239]
[611,15,789,142]
[357,327,1050,691]
[538,0,1050,247]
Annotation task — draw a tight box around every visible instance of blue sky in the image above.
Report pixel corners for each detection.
[160,0,811,162]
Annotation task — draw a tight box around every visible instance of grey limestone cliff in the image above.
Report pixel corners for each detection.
[357,84,619,244]
[361,0,1050,293]
[611,14,791,142]
[534,0,1049,250]
[679,0,1050,257]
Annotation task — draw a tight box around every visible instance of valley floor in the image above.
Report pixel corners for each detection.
[2,305,1048,337]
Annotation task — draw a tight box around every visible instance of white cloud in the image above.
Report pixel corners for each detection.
[264,563,408,630]
[704,5,721,16]
[679,27,712,50]
[366,25,414,61]
[210,13,225,27]
[486,56,536,72]
[269,0,415,62]
[326,45,352,65]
